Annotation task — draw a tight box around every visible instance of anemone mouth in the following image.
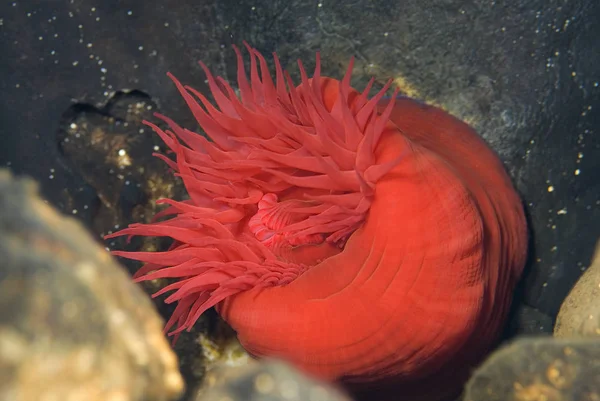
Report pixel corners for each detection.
[106,42,403,338]
[248,193,327,249]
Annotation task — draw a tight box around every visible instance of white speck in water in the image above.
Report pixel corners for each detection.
[557,208,567,215]
[547,185,554,192]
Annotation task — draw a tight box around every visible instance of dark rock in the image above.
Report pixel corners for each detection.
[464,337,600,401]
[508,305,554,336]
[195,360,352,401]
[0,170,183,401]
[555,239,600,338]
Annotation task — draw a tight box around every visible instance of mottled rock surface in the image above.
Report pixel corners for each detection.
[195,360,352,401]
[555,239,600,338]
[0,170,183,401]
[464,337,600,401]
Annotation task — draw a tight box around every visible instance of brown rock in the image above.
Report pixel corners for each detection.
[554,239,600,338]
[464,337,600,401]
[0,170,184,401]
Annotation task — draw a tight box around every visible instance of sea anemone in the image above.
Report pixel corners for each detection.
[107,43,527,400]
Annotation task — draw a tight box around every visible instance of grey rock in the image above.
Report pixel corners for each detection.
[464,337,600,401]
[510,305,554,335]
[0,170,183,401]
[555,239,600,338]
[195,360,352,401]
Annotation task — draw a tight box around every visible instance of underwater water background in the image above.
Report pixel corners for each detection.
[0,0,598,363]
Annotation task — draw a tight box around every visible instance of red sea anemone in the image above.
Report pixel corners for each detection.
[106,43,527,400]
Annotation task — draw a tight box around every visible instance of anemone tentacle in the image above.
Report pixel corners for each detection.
[106,42,401,336]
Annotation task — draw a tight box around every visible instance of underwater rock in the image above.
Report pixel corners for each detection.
[56,90,177,242]
[464,337,600,401]
[509,305,554,335]
[0,169,183,401]
[554,239,600,338]
[194,359,352,401]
